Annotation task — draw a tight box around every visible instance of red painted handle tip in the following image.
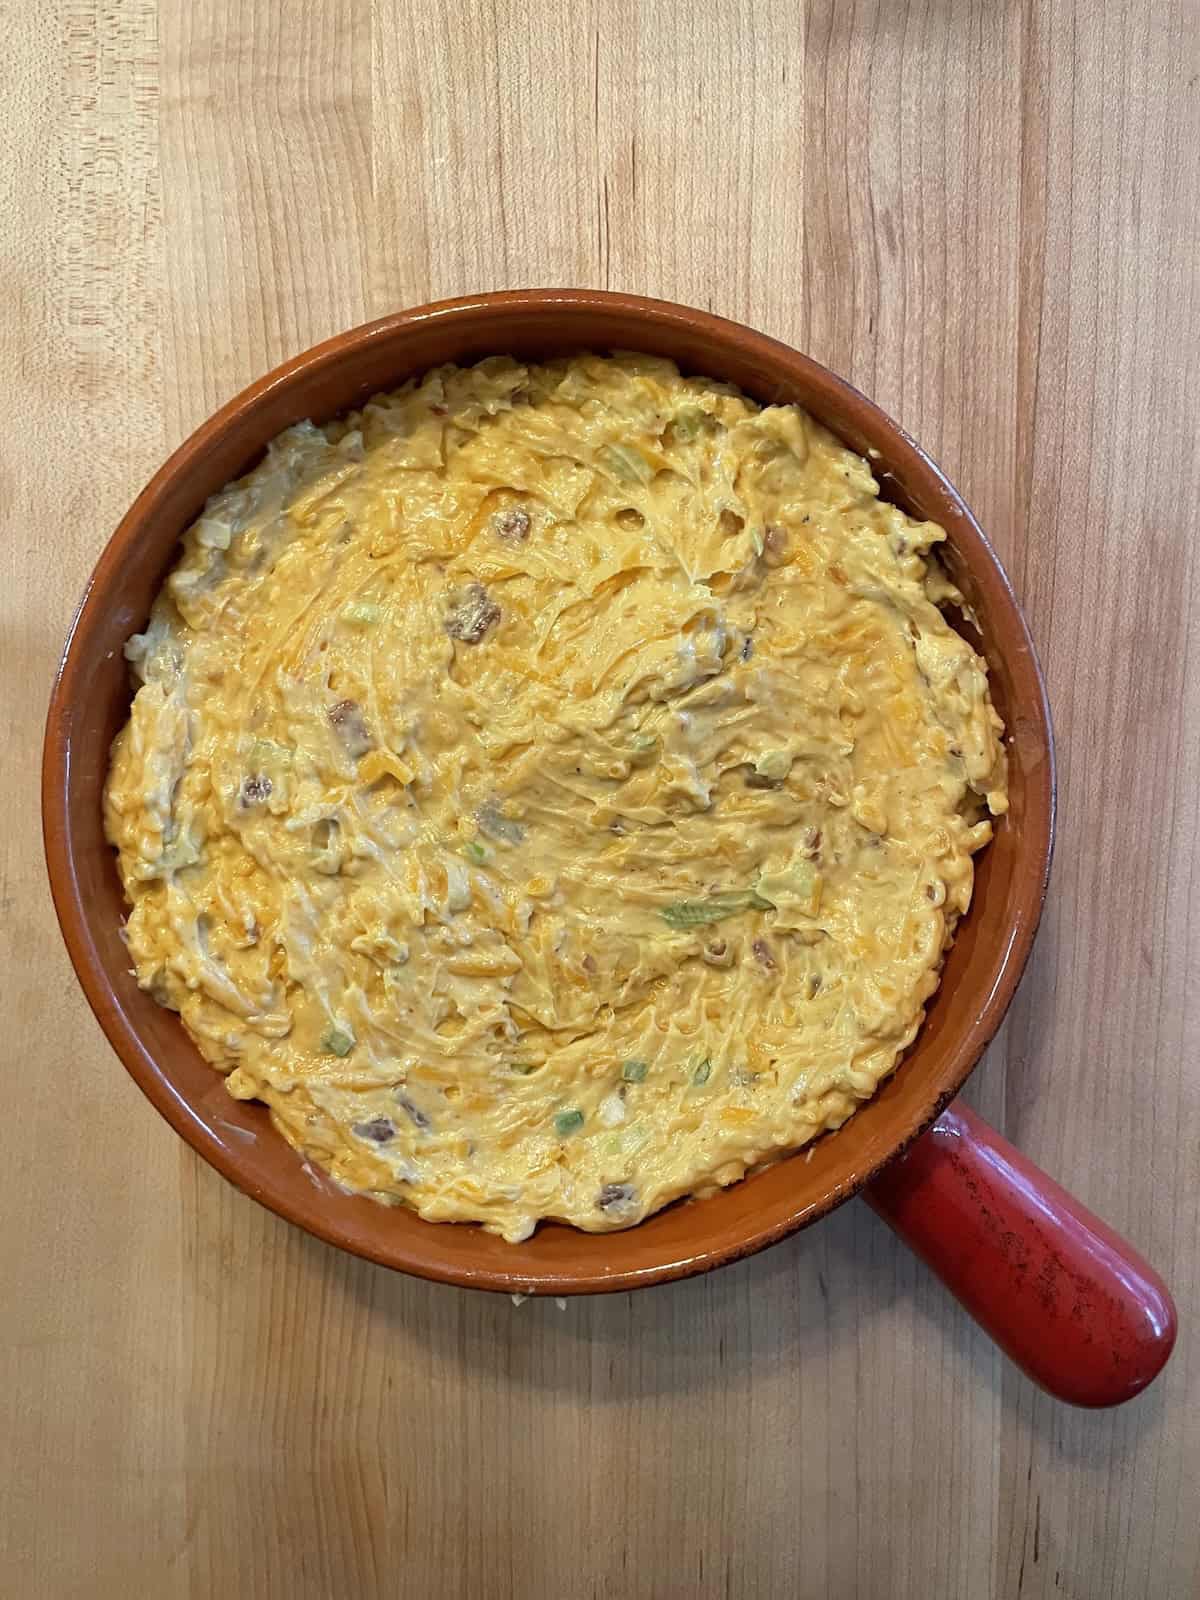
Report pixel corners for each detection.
[865,1103,1176,1407]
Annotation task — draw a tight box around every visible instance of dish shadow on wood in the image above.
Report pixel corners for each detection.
[314,1162,1168,1453]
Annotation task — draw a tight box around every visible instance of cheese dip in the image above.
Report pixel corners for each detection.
[105,354,1007,1240]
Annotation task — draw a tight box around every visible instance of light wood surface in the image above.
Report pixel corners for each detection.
[3,2,1198,1595]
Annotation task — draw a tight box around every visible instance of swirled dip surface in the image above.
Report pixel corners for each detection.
[106,355,1007,1240]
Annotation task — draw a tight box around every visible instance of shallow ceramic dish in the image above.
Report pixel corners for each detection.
[43,290,1175,1405]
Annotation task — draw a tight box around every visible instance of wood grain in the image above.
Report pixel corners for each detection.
[2,1,1198,1595]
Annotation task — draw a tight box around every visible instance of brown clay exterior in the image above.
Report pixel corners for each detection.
[42,290,1055,1295]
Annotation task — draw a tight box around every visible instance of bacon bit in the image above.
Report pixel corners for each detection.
[597,1182,637,1212]
[444,582,501,643]
[430,403,448,416]
[395,1092,431,1131]
[328,699,372,757]
[352,1117,395,1144]
[827,562,848,587]
[801,827,822,859]
[240,774,272,806]
[581,953,597,975]
[493,506,530,542]
[762,523,789,566]
[752,938,777,971]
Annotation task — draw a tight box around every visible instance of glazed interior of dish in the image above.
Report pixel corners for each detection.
[104,354,1007,1240]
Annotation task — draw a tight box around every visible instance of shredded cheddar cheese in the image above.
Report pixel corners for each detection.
[105,354,1007,1240]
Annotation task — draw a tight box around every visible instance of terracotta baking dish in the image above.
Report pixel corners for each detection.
[43,290,1175,1406]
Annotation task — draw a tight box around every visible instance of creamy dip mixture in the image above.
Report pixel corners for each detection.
[106,354,1007,1240]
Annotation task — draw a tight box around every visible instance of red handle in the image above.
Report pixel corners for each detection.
[865,1102,1177,1406]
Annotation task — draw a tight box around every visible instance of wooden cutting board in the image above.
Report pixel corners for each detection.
[2,3,1197,1595]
